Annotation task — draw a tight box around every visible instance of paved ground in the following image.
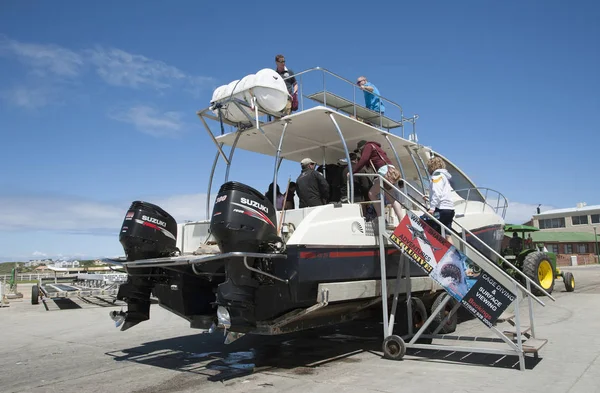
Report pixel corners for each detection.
[1,266,599,393]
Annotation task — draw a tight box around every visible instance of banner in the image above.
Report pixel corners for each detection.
[390,211,516,328]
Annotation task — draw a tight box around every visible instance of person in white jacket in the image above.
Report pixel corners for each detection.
[425,157,455,245]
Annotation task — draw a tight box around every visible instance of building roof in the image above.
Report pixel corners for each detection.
[504,224,539,233]
[535,204,600,217]
[530,231,599,243]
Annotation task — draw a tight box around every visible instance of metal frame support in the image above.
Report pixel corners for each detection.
[372,172,546,371]
[328,113,354,200]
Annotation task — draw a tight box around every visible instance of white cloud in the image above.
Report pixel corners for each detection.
[87,47,184,89]
[2,86,55,109]
[32,251,47,257]
[0,36,214,94]
[504,202,556,225]
[0,35,83,77]
[109,105,186,137]
[0,193,207,235]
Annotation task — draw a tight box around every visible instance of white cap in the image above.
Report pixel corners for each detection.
[301,158,316,166]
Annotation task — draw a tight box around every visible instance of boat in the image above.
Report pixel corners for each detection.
[105,67,508,338]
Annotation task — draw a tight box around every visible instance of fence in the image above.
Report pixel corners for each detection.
[0,273,58,282]
[557,253,599,266]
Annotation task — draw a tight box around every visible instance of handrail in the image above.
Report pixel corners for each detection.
[353,172,553,305]
[389,177,553,300]
[281,66,409,134]
[454,187,509,219]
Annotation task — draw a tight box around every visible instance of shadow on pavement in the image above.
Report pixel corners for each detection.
[106,317,542,383]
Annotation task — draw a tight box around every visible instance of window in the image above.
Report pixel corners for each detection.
[577,244,589,254]
[548,244,559,254]
[539,218,565,229]
[592,214,600,224]
[564,244,573,254]
[572,215,589,225]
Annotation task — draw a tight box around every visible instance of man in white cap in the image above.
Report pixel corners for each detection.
[296,158,329,208]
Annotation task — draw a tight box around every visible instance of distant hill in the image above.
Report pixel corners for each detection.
[0,262,22,275]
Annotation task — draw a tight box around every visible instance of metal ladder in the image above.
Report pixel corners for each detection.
[363,174,554,371]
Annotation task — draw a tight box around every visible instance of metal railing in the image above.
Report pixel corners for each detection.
[204,66,418,137]
[353,172,555,303]
[0,273,58,282]
[454,187,509,219]
[282,67,416,136]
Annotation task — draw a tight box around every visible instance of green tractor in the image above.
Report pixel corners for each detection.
[501,224,575,296]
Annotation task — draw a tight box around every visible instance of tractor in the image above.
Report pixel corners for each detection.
[500,224,575,296]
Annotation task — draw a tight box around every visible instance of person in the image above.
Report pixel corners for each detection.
[296,158,329,208]
[356,76,385,115]
[341,152,371,203]
[275,54,298,116]
[424,157,455,245]
[265,182,285,210]
[525,234,533,249]
[510,232,523,253]
[352,140,405,224]
[284,182,297,210]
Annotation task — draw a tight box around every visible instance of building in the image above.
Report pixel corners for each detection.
[522,203,600,266]
[531,203,600,234]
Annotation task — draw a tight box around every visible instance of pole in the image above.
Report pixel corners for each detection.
[594,226,599,264]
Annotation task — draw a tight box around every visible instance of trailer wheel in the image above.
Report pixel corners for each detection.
[563,272,575,292]
[31,285,39,305]
[411,297,432,344]
[382,335,406,360]
[431,293,458,334]
[522,251,555,296]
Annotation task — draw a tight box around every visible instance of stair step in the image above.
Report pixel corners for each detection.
[496,311,515,322]
[503,325,531,337]
[522,338,548,354]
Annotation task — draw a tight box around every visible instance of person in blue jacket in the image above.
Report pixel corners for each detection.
[356,76,385,115]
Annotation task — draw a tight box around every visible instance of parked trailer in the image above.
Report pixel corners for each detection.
[32,273,128,309]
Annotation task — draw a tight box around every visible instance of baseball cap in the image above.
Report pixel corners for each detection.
[301,158,316,165]
[356,140,367,150]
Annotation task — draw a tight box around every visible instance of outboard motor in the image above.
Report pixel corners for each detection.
[210,181,280,327]
[119,201,178,261]
[114,201,178,331]
[210,182,279,253]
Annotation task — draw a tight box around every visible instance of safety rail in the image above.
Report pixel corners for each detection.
[355,173,549,371]
[396,179,556,301]
[202,66,418,137]
[353,172,554,303]
[283,67,417,136]
[387,177,555,301]
[454,187,509,219]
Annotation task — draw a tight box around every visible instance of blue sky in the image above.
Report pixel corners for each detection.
[1,0,598,261]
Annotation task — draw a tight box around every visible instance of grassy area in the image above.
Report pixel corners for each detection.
[0,262,22,275]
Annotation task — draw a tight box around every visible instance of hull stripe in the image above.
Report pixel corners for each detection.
[300,249,399,259]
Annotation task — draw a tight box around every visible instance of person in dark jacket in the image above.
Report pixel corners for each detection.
[341,152,371,203]
[353,140,405,222]
[296,158,329,208]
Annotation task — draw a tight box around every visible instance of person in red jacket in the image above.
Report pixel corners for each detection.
[352,140,405,224]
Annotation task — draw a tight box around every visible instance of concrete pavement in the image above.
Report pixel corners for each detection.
[0,265,598,393]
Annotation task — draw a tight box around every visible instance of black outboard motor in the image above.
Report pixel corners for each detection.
[114,201,178,331]
[210,182,278,253]
[210,181,280,326]
[119,201,178,261]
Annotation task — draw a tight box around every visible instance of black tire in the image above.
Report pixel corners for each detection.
[31,285,39,305]
[522,251,555,296]
[382,335,406,360]
[409,297,432,344]
[564,272,575,292]
[431,293,458,334]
